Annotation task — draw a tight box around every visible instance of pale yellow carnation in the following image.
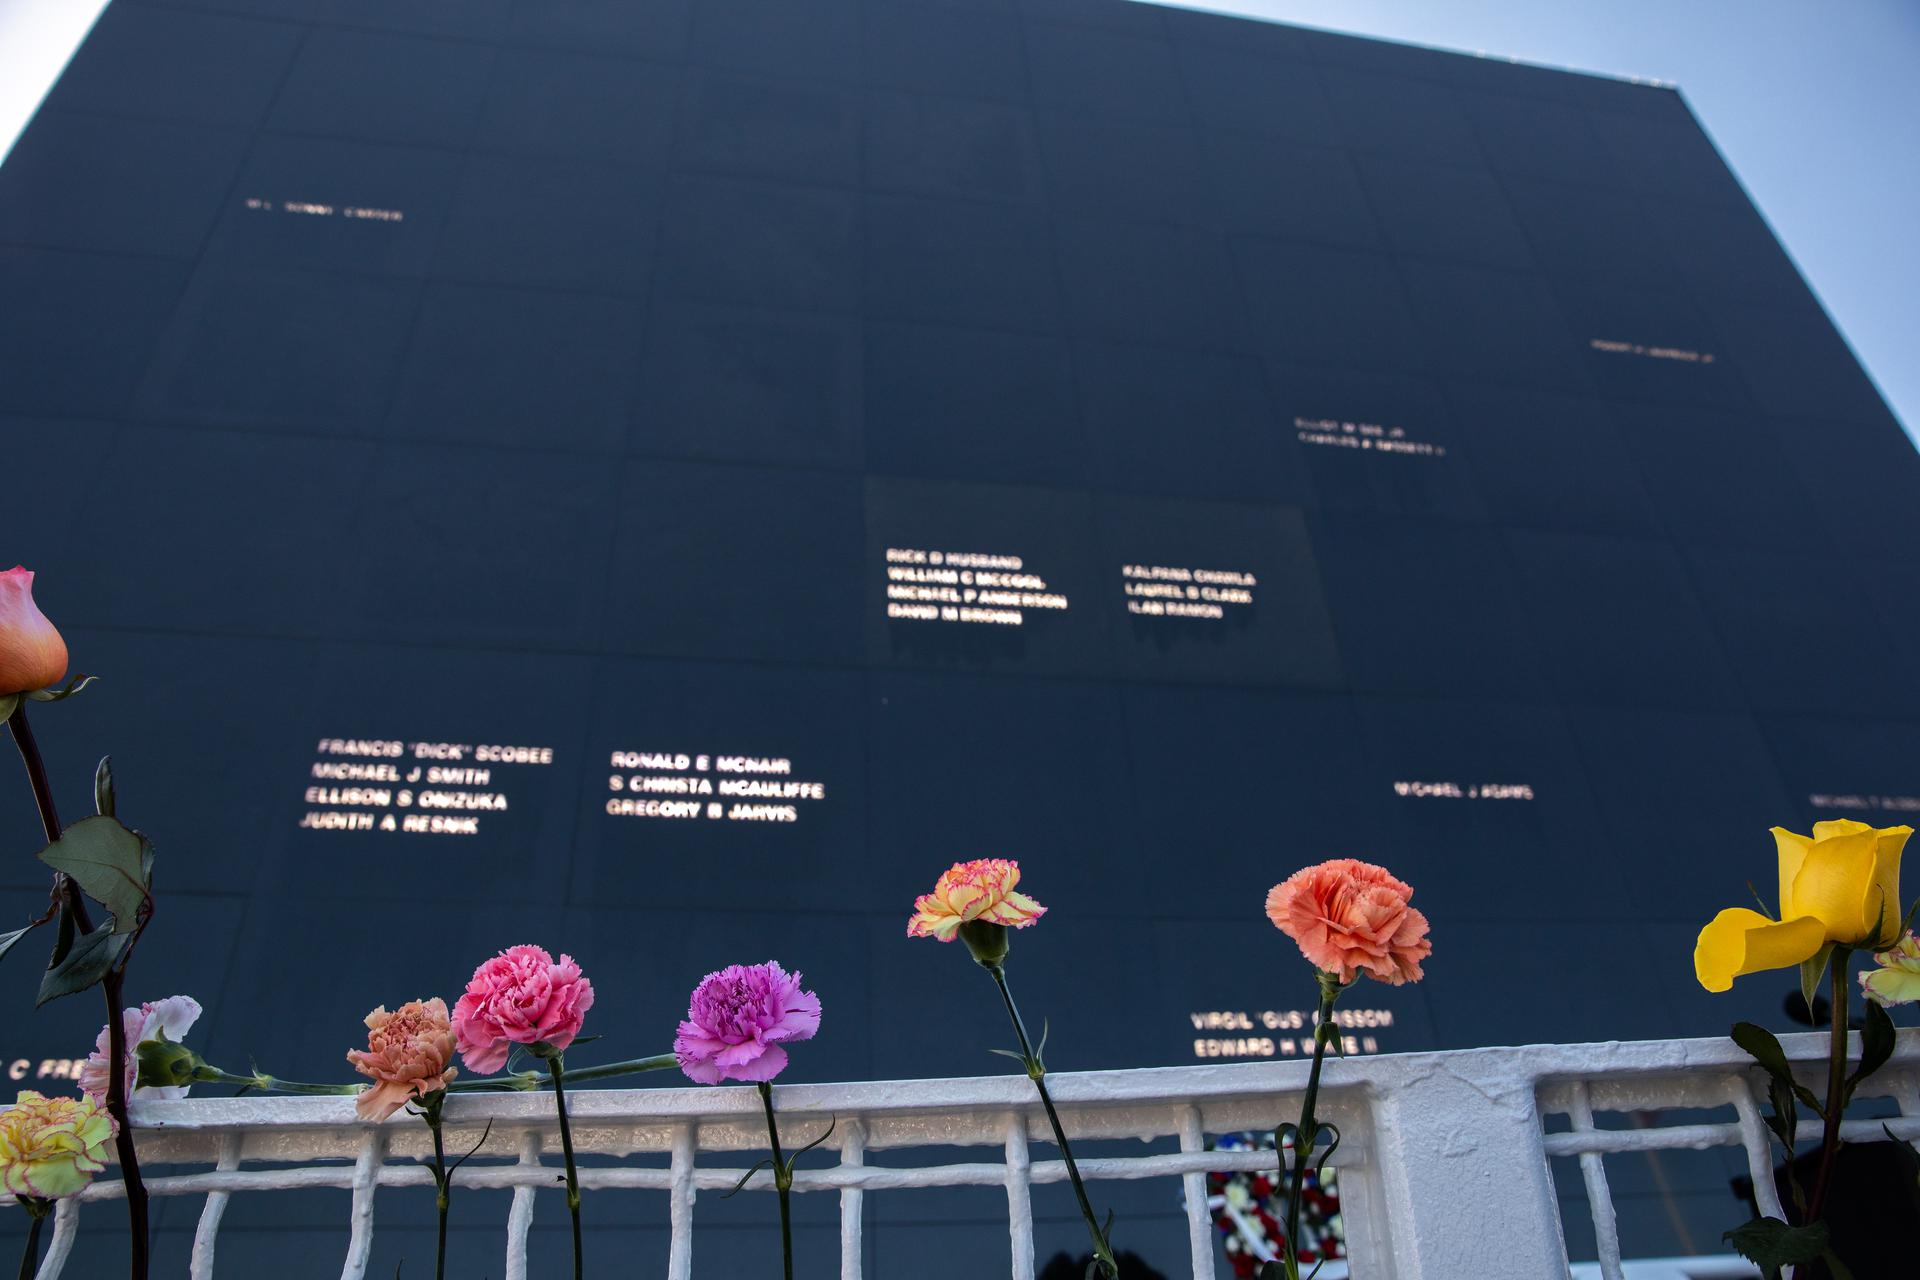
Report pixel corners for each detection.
[0,1091,114,1199]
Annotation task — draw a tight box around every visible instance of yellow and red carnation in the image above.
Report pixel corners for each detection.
[907,858,1046,942]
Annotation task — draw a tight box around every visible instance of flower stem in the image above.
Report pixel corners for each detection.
[542,1053,583,1280]
[15,1198,49,1280]
[512,1053,678,1088]
[1280,975,1343,1278]
[202,1068,359,1096]
[757,1081,794,1280]
[1806,952,1851,1224]
[7,703,148,1280]
[422,1094,449,1280]
[985,963,1118,1280]
[191,1054,678,1098]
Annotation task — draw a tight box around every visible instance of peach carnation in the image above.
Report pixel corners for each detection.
[907,858,1046,942]
[1265,858,1431,986]
[346,998,458,1122]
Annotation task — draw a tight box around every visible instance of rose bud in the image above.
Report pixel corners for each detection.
[0,567,68,697]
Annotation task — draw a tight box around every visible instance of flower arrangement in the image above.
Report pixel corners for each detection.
[1694,820,1915,1279]
[0,592,1448,1280]
[1206,1134,1343,1279]
[18,563,1907,1278]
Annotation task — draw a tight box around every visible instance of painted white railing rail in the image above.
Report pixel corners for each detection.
[12,1032,1918,1278]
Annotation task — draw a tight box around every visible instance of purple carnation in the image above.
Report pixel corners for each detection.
[674,961,822,1085]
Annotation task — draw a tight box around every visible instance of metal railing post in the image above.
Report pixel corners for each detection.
[1004,1109,1036,1280]
[838,1117,866,1280]
[1365,1051,1573,1279]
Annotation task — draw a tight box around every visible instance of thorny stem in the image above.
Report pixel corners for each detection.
[986,963,1118,1280]
[1807,956,1851,1225]
[8,703,148,1280]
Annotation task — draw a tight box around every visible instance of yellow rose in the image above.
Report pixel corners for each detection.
[0,1090,115,1199]
[1694,820,1909,993]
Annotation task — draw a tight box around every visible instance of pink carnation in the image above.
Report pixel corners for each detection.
[674,961,821,1086]
[80,995,201,1106]
[451,945,594,1074]
[1265,859,1432,986]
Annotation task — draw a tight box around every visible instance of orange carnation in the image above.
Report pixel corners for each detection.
[1265,858,1431,986]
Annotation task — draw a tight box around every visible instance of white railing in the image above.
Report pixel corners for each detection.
[13,1032,1918,1278]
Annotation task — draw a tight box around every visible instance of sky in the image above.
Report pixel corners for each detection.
[0,0,1914,439]
[1161,0,1920,440]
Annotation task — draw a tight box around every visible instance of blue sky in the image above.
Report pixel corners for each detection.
[1164,0,1920,441]
[2,0,1914,438]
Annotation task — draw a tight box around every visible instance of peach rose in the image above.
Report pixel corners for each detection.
[0,567,67,696]
[1265,858,1431,985]
[907,858,1047,942]
[346,998,458,1122]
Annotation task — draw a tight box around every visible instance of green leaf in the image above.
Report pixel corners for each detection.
[0,692,18,722]
[1763,1075,1798,1150]
[1846,998,1897,1102]
[37,815,149,933]
[1800,944,1835,1021]
[45,905,75,969]
[27,674,96,702]
[721,1157,773,1198]
[1732,1022,1824,1115]
[0,921,43,966]
[1313,1121,1342,1178]
[783,1114,837,1173]
[1723,1217,1829,1275]
[37,919,128,1006]
[94,756,115,819]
